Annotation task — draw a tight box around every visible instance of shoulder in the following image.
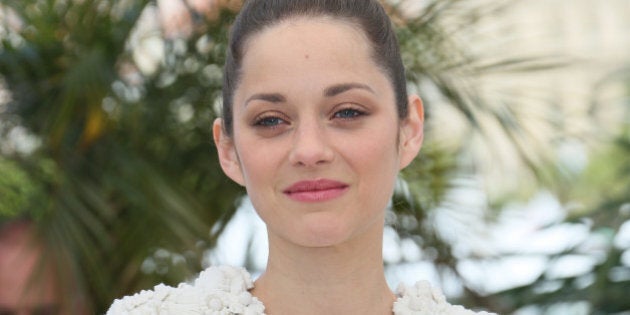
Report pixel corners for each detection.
[394,281,497,315]
[106,265,265,315]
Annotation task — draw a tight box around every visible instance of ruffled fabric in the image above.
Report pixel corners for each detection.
[394,281,496,315]
[106,266,265,315]
[107,266,496,315]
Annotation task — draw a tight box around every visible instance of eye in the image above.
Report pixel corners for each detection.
[252,112,290,128]
[332,107,366,120]
[255,116,285,127]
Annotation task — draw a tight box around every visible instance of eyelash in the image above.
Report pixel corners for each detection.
[253,114,287,128]
[331,106,366,120]
[252,105,367,129]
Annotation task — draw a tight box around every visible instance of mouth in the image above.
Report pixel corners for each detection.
[283,179,349,202]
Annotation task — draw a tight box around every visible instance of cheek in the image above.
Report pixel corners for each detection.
[236,147,278,219]
[345,127,401,193]
[355,126,400,169]
[234,136,286,189]
[236,146,268,185]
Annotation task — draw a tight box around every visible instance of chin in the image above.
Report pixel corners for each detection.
[290,214,363,248]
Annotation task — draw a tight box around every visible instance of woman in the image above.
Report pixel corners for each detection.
[107,1,495,314]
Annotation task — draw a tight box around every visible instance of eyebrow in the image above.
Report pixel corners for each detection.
[245,93,286,107]
[324,82,375,97]
[244,82,374,107]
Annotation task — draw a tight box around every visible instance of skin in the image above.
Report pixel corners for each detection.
[214,16,424,315]
[0,222,89,315]
[0,223,59,315]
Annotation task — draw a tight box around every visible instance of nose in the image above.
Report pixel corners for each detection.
[288,120,334,167]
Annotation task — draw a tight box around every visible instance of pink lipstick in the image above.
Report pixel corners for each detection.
[283,179,349,202]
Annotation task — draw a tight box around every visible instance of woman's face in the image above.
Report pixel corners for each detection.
[214,17,423,247]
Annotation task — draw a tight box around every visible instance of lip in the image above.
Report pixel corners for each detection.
[283,179,349,202]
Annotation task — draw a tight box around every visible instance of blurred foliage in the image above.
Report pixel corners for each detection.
[487,128,630,314]
[0,0,628,314]
[508,73,630,314]
[0,156,52,219]
[0,157,35,216]
[0,0,243,311]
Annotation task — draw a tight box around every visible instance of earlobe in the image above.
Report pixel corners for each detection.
[212,118,245,186]
[399,95,424,170]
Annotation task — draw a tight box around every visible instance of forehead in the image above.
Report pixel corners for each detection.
[244,16,374,66]
[244,15,368,49]
[235,16,390,98]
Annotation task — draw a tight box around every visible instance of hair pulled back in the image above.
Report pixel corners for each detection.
[222,0,408,135]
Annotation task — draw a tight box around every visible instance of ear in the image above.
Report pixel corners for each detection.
[398,95,424,170]
[213,118,245,186]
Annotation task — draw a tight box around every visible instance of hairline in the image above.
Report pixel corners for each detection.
[232,14,399,117]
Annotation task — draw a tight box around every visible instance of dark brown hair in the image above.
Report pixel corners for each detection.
[222,0,408,135]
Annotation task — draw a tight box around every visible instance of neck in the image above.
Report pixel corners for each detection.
[251,221,395,315]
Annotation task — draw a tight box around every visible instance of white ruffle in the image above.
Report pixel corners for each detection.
[106,266,265,315]
[394,281,496,315]
[107,266,496,315]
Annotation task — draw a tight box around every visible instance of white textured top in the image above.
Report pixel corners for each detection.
[106,265,496,315]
